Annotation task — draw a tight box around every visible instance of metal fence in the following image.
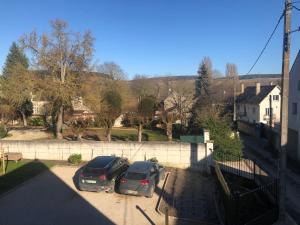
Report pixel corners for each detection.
[212,151,278,225]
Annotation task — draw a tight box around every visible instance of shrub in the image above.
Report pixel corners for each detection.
[172,123,187,139]
[0,124,7,139]
[201,114,243,158]
[28,117,45,126]
[68,154,82,164]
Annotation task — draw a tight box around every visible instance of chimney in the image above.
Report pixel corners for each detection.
[270,82,273,85]
[256,83,261,95]
[241,83,244,94]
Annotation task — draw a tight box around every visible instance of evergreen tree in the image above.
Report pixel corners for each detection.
[195,57,212,98]
[2,42,29,76]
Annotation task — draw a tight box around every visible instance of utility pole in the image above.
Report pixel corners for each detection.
[279,0,291,221]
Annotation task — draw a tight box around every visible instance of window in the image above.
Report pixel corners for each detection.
[292,103,298,115]
[265,108,273,116]
[298,80,300,91]
[33,105,38,114]
[273,95,279,101]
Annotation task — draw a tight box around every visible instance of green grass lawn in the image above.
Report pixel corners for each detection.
[0,160,54,195]
[64,127,169,141]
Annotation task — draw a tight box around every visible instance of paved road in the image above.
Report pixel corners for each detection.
[0,166,171,225]
[241,134,300,225]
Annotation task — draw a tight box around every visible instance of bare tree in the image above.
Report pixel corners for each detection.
[225,63,239,122]
[133,96,156,142]
[158,103,178,142]
[20,19,94,139]
[98,62,127,80]
[168,83,194,127]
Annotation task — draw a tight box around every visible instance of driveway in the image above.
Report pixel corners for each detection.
[0,166,170,225]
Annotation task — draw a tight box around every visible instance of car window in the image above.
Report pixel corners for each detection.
[84,167,105,174]
[125,172,147,180]
[88,157,116,168]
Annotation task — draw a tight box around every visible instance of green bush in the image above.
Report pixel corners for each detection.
[201,115,243,158]
[28,117,45,126]
[68,154,82,164]
[0,124,7,139]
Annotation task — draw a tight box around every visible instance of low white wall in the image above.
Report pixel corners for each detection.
[0,141,212,169]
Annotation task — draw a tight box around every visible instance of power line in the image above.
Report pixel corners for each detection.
[292,5,300,10]
[246,11,284,75]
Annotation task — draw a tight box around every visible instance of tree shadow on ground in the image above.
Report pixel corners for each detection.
[0,161,115,225]
[111,133,149,141]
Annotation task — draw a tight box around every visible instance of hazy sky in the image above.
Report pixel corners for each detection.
[1,0,300,78]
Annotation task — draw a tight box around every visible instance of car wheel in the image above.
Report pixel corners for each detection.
[146,185,154,198]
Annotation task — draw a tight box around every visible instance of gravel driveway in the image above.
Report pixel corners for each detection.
[0,166,168,225]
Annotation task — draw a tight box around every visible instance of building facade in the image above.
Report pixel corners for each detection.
[237,83,281,126]
[288,51,300,162]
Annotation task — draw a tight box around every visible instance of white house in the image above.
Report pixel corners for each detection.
[236,83,281,126]
[288,51,300,162]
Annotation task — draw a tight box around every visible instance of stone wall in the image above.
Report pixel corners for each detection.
[0,141,212,170]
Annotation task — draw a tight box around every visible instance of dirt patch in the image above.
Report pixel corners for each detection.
[4,129,52,140]
[159,168,219,224]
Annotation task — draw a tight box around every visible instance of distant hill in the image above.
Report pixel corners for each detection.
[128,74,281,100]
[135,73,281,81]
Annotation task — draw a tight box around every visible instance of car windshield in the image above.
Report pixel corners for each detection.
[125,172,147,180]
[83,157,116,174]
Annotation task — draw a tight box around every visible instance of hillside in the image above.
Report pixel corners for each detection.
[129,74,281,100]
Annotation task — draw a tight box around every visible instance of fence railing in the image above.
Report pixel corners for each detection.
[212,151,278,225]
[212,151,274,185]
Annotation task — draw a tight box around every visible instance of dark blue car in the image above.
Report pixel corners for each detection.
[118,161,165,198]
[78,156,129,193]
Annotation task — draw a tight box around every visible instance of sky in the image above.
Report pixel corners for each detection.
[1,0,300,79]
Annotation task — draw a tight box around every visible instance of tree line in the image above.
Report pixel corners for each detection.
[0,19,243,155]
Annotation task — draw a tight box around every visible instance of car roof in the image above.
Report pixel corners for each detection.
[127,161,154,173]
[88,156,119,168]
